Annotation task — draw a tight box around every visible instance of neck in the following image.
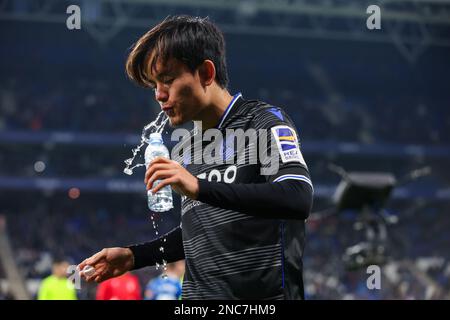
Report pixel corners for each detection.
[196,87,233,131]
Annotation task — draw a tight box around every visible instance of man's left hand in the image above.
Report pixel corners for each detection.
[145,157,199,199]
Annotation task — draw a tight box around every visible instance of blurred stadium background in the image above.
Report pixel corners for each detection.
[0,0,449,300]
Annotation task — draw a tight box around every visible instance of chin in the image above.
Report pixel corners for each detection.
[168,116,183,127]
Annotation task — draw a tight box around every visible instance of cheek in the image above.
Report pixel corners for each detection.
[175,85,201,111]
[177,83,194,100]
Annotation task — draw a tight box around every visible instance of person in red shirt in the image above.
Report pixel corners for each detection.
[95,272,142,300]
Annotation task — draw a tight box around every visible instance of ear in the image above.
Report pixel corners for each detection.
[198,60,216,87]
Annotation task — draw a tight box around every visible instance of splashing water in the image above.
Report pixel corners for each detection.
[161,259,168,279]
[123,111,169,175]
[150,213,161,243]
[149,213,168,278]
[123,112,170,279]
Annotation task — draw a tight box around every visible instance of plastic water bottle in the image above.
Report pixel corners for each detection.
[144,133,174,212]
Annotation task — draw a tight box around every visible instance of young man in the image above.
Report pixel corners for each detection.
[78,15,313,299]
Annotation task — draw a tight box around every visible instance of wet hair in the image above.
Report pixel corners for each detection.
[126,15,229,89]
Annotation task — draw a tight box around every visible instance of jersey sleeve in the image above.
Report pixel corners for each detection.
[251,105,313,192]
[126,226,184,270]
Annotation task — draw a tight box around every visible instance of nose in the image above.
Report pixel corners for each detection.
[155,85,168,103]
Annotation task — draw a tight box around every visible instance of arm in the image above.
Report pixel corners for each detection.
[126,226,185,270]
[145,158,313,220]
[197,177,313,220]
[78,228,184,283]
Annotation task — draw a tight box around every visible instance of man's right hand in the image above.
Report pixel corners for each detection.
[77,247,135,283]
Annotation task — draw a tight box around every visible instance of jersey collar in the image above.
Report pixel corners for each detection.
[217,92,243,129]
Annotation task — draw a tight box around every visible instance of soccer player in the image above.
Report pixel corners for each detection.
[78,15,313,300]
[37,259,77,300]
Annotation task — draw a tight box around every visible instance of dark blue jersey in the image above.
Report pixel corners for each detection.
[129,94,313,300]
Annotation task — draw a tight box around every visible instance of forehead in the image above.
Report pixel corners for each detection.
[55,262,68,267]
[145,51,186,79]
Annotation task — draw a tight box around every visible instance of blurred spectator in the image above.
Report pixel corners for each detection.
[37,258,77,300]
[144,260,185,300]
[96,272,142,300]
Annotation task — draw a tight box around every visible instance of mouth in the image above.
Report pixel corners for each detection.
[162,106,175,117]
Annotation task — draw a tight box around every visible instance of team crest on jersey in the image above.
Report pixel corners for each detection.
[271,125,306,165]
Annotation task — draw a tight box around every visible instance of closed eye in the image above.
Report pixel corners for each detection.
[162,77,174,85]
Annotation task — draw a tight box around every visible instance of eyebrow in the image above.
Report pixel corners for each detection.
[147,70,173,84]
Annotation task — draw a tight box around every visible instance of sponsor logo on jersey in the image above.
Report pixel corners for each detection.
[271,125,306,166]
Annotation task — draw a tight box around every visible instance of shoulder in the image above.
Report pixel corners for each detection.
[39,276,54,289]
[240,100,296,131]
[42,275,53,284]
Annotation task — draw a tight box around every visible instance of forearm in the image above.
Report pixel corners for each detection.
[197,179,313,220]
[126,226,185,270]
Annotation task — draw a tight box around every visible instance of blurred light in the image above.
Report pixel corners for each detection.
[34,161,46,173]
[238,1,257,17]
[68,188,80,199]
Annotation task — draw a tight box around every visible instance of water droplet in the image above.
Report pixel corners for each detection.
[123,111,167,178]
[159,246,164,253]
[162,259,167,271]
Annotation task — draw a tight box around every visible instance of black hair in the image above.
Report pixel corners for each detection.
[126,15,229,89]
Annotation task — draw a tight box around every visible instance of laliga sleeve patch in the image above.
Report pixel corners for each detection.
[271,125,306,165]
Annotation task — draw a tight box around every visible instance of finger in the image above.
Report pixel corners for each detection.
[144,163,172,184]
[77,259,88,272]
[94,270,109,283]
[84,249,106,267]
[151,176,177,194]
[150,156,171,166]
[85,265,104,282]
[84,272,97,282]
[78,257,98,278]
[147,170,176,190]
